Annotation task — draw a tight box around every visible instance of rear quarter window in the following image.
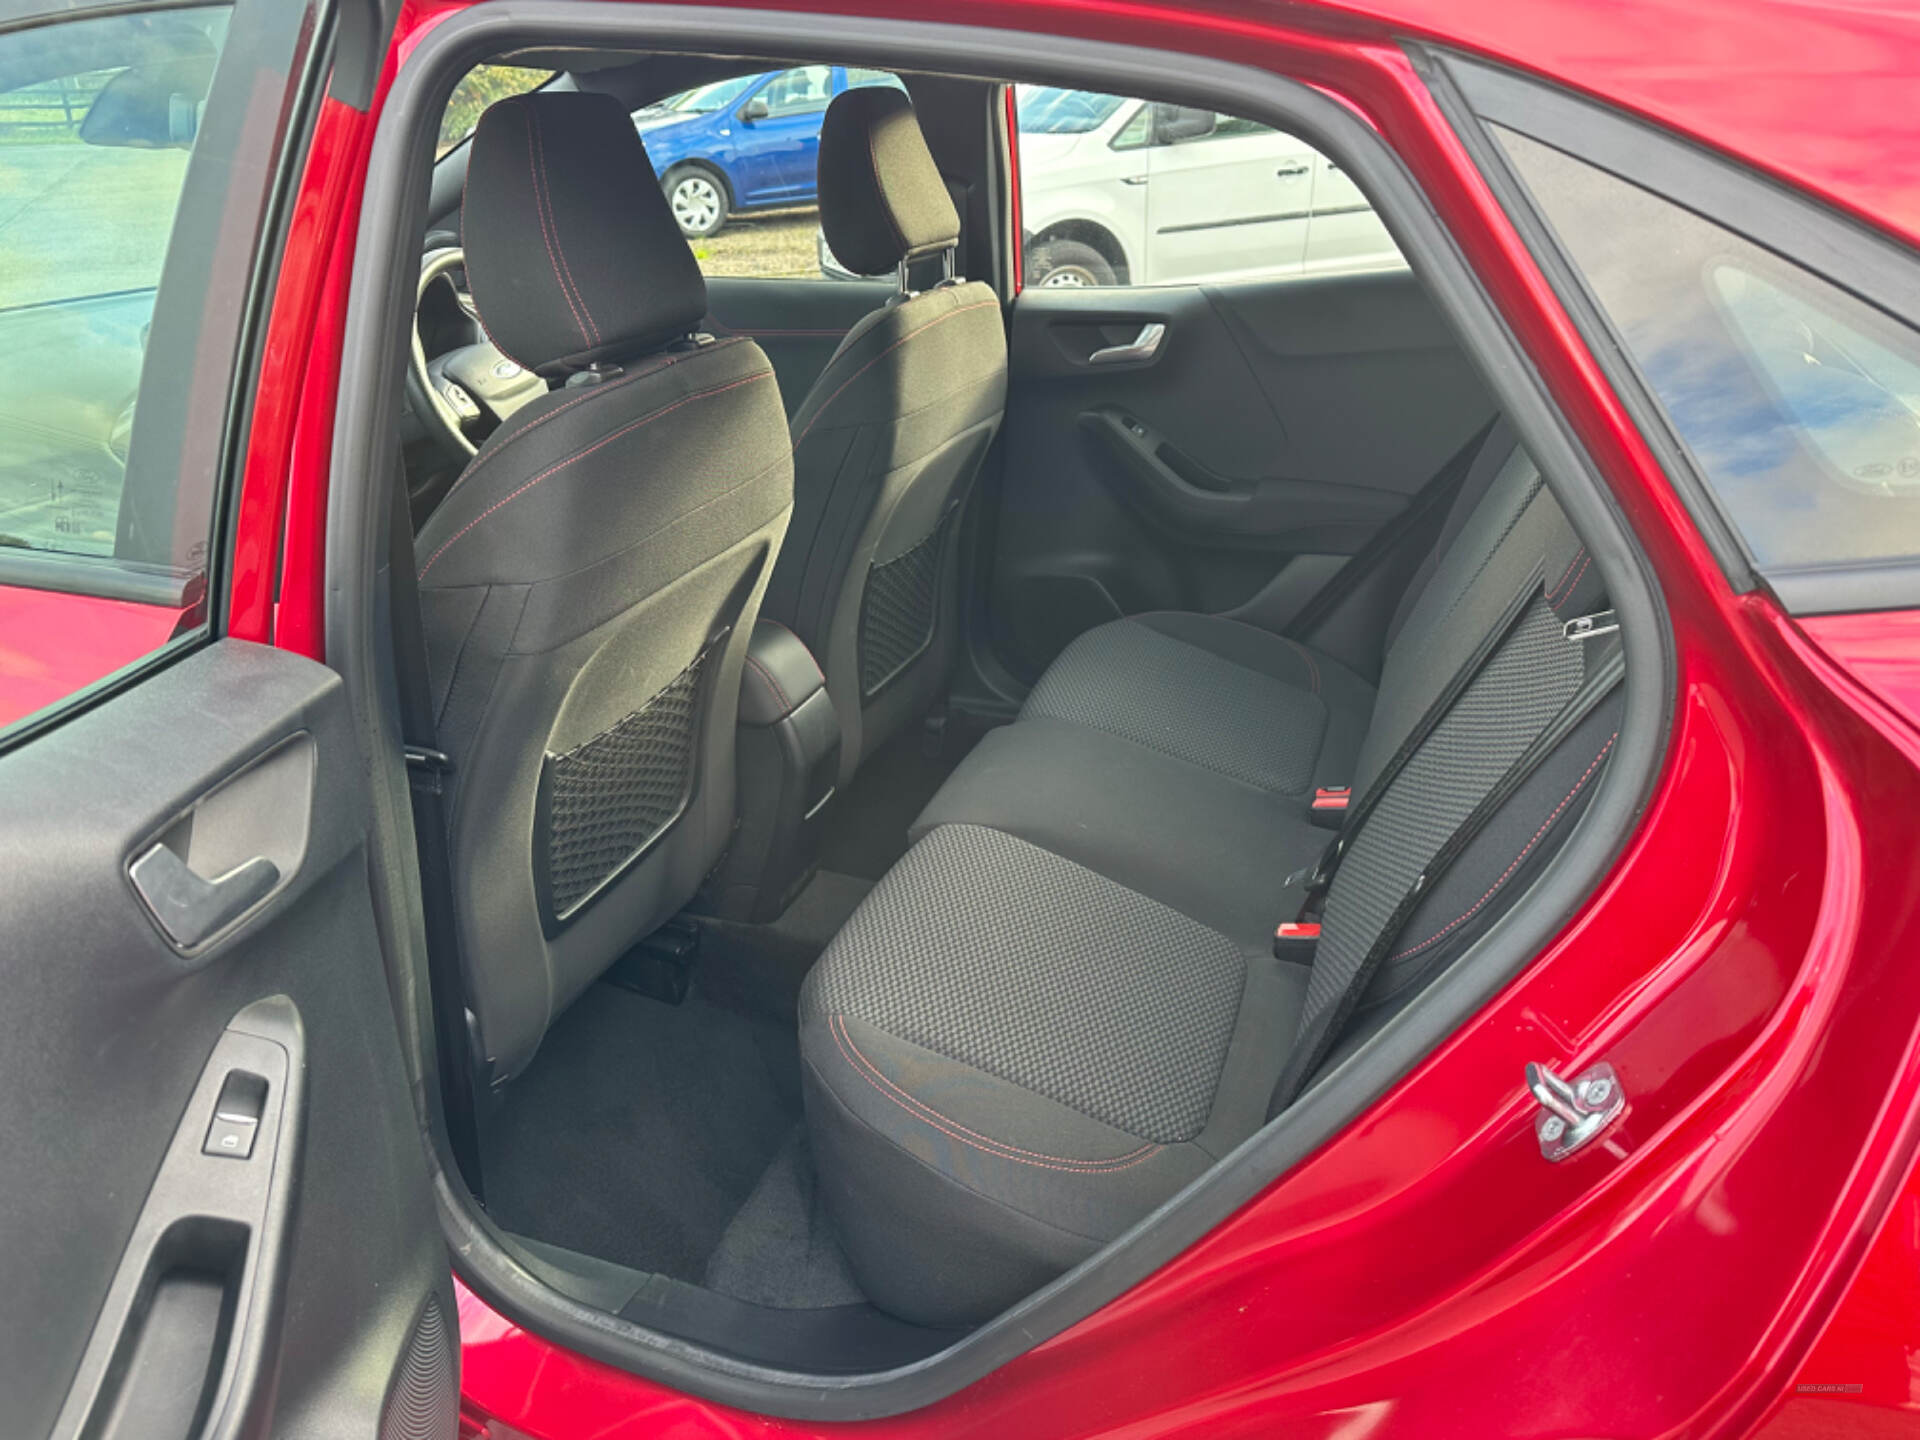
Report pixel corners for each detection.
[1494,125,1920,586]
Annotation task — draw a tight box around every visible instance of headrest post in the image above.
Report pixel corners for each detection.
[896,258,912,298]
[941,249,956,284]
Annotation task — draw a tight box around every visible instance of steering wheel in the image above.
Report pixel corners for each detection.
[410,248,481,459]
[409,247,545,463]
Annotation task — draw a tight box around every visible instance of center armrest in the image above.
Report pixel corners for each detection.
[740,619,826,727]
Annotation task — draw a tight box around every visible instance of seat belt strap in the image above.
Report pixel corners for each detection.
[1272,639,1625,1108]
[1285,572,1543,919]
[388,474,487,1197]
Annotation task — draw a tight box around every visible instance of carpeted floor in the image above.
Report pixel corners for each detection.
[480,982,804,1283]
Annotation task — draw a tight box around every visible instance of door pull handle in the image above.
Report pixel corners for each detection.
[1088,322,1167,366]
[130,843,280,950]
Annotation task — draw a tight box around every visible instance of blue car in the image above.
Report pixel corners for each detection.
[636,66,902,238]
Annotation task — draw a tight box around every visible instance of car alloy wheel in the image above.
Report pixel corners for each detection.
[670,172,724,237]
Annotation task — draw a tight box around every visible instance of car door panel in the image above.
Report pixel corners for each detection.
[0,641,451,1440]
[991,271,1495,680]
[704,275,892,413]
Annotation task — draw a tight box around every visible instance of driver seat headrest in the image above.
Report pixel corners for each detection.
[462,91,706,376]
[817,87,959,278]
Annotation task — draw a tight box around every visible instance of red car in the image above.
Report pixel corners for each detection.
[6,1,1920,1438]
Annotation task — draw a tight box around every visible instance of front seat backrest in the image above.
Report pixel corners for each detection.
[762,87,1007,784]
[416,92,793,1085]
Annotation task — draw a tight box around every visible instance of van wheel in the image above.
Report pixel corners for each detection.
[1028,239,1116,287]
[665,166,729,238]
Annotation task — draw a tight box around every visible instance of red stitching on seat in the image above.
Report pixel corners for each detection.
[1280,637,1322,695]
[528,104,599,346]
[793,299,1000,444]
[519,104,592,349]
[755,618,824,683]
[829,1016,1161,1173]
[742,651,789,713]
[445,341,746,496]
[416,369,773,579]
[1546,546,1590,606]
[1386,732,1618,964]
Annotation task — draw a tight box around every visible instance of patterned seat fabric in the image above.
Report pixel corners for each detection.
[800,422,1627,1325]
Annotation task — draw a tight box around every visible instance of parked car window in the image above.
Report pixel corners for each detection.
[1495,125,1920,578]
[0,9,229,561]
[758,66,831,118]
[1015,88,1403,288]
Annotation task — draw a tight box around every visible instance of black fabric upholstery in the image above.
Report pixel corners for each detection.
[816,87,960,277]
[1021,614,1374,800]
[800,827,1306,1326]
[464,92,707,375]
[740,619,825,727]
[797,423,1631,1327]
[418,334,793,1082]
[764,273,1007,785]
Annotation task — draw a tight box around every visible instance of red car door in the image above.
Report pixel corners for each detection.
[209,3,1920,1439]
[0,3,455,1437]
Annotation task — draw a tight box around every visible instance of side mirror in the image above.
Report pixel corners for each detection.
[78,53,216,149]
[739,96,771,123]
[1150,103,1217,146]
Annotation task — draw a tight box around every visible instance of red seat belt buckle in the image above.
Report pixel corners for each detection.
[1273,920,1321,960]
[1310,786,1350,829]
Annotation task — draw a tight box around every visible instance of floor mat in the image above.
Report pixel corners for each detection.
[817,715,991,880]
[481,983,802,1283]
[703,1126,865,1309]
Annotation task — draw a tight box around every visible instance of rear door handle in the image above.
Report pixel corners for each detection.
[1089,322,1167,366]
[130,843,279,951]
[1276,161,1311,179]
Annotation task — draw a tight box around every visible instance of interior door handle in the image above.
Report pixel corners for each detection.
[1088,322,1167,366]
[130,843,280,950]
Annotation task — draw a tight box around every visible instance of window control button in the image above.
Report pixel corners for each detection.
[203,1115,257,1159]
[203,1069,268,1159]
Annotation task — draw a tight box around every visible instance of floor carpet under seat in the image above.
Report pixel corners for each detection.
[480,982,803,1283]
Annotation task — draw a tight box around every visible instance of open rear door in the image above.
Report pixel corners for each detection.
[0,2,448,1438]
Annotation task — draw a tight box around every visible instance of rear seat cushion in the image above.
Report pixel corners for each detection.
[910,716,1327,951]
[1021,612,1375,800]
[799,824,1306,1326]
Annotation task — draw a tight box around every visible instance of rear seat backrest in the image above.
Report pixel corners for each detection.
[1278,475,1623,1101]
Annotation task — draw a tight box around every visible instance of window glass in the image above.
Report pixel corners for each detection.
[649,67,907,282]
[758,66,831,118]
[1014,88,1402,288]
[437,65,554,158]
[0,8,228,560]
[1495,125,1920,576]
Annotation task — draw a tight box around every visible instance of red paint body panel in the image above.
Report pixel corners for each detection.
[1801,610,1920,746]
[205,0,1920,1435]
[0,587,186,730]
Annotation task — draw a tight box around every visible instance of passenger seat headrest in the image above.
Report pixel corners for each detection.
[463,92,707,375]
[817,87,960,278]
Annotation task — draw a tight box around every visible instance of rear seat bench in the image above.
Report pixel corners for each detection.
[797,424,1629,1326]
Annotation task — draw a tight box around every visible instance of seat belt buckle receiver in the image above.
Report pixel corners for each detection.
[1273,921,1321,960]
[405,746,454,796]
[1310,786,1350,828]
